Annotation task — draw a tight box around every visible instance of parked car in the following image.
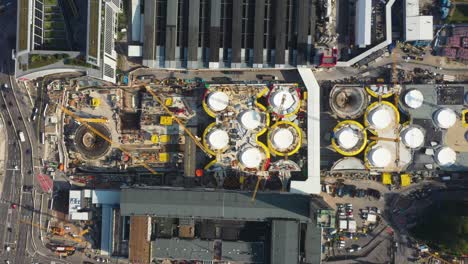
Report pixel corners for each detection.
[353,245,362,251]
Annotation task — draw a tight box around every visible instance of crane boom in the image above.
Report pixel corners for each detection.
[369,136,400,142]
[145,86,213,157]
[78,118,108,123]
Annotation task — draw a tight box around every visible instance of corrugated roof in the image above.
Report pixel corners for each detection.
[271,220,299,264]
[151,239,265,263]
[120,188,312,222]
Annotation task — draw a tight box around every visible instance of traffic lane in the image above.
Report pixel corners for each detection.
[0,107,34,188]
[15,192,34,261]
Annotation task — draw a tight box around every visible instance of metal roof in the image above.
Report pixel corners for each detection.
[405,16,434,41]
[151,239,265,263]
[271,220,299,264]
[355,0,372,47]
[100,205,114,256]
[120,188,312,222]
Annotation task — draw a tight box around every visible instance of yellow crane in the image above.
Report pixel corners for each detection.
[58,104,158,174]
[77,117,108,123]
[145,85,213,158]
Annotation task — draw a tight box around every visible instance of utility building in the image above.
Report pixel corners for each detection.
[404,0,433,42]
[355,0,372,48]
[130,0,317,69]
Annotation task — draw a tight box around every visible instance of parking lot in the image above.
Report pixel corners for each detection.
[321,177,398,263]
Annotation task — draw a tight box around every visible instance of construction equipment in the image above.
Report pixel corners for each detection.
[51,227,65,236]
[419,252,452,264]
[58,104,158,174]
[145,86,212,157]
[251,177,263,202]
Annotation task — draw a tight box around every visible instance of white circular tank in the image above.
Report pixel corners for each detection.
[207,91,229,112]
[368,146,392,168]
[404,89,424,109]
[207,129,229,150]
[401,126,425,149]
[435,147,456,166]
[434,108,457,129]
[367,105,392,130]
[271,128,294,150]
[239,147,263,168]
[335,127,360,150]
[239,110,262,130]
[271,91,295,110]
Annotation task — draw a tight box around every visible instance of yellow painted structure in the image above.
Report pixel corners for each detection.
[400,173,411,187]
[160,135,170,143]
[364,101,400,134]
[160,116,173,126]
[151,135,159,144]
[363,141,376,169]
[164,98,173,106]
[91,98,101,107]
[462,109,468,128]
[267,121,302,156]
[382,172,392,185]
[202,122,219,156]
[365,86,394,98]
[331,120,367,156]
[159,153,169,163]
[78,118,108,123]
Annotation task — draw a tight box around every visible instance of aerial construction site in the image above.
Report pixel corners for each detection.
[55,78,309,192]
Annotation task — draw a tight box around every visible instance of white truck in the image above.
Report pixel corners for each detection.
[18,131,25,142]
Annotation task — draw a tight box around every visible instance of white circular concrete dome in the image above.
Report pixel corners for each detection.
[368,147,392,167]
[401,126,424,149]
[368,106,392,130]
[207,91,229,112]
[435,147,456,166]
[239,110,262,130]
[239,147,263,168]
[207,129,229,150]
[404,89,424,109]
[434,108,457,129]
[336,127,360,150]
[271,91,295,109]
[271,128,294,150]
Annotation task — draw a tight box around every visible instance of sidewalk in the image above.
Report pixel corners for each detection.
[0,116,7,197]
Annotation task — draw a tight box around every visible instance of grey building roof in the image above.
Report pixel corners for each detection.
[151,239,264,263]
[305,223,323,264]
[271,220,300,264]
[120,188,312,222]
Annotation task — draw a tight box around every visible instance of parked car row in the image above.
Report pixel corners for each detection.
[322,183,381,200]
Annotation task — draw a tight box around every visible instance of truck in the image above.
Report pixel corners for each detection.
[18,131,25,142]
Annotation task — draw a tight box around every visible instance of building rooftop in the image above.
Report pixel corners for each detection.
[151,239,265,263]
[405,16,434,41]
[271,220,300,264]
[120,188,312,223]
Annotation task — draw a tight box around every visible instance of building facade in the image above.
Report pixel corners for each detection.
[130,0,317,69]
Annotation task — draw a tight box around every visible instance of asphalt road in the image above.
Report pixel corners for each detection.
[0,1,69,263]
